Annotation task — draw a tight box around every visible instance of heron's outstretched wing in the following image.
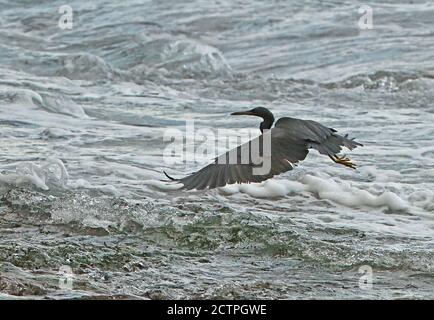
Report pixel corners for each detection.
[275,117,363,156]
[168,126,308,190]
[167,117,362,190]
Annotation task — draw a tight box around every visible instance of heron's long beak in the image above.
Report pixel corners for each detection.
[230,110,255,116]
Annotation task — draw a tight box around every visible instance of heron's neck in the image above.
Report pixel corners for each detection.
[260,116,274,133]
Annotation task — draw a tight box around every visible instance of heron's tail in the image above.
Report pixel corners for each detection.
[340,134,363,150]
[310,134,362,157]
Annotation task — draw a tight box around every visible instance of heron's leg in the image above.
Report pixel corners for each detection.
[329,155,357,169]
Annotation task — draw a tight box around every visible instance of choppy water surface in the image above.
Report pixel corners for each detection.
[1,0,434,299]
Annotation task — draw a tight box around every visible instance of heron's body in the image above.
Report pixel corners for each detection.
[165,107,362,190]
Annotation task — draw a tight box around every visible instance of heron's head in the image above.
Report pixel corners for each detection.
[231,107,275,131]
[231,107,274,119]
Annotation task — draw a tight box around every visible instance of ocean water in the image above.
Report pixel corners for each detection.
[0,0,433,299]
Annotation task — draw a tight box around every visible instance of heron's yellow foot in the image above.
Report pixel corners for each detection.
[330,155,357,169]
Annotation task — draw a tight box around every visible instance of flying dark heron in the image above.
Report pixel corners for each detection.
[164,107,362,190]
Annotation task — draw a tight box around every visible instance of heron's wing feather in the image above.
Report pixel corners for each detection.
[177,127,308,190]
[275,117,362,156]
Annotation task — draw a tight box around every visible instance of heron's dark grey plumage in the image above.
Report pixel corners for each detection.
[166,107,362,190]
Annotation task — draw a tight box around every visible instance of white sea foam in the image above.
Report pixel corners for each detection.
[41,94,88,118]
[0,158,68,191]
[219,174,409,212]
[68,178,119,195]
[144,179,183,191]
